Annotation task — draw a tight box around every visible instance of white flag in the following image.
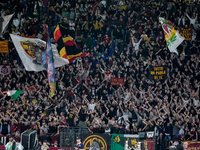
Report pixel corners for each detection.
[0,13,14,34]
[159,17,184,55]
[10,34,69,71]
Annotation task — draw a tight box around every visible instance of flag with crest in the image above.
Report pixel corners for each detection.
[159,17,184,54]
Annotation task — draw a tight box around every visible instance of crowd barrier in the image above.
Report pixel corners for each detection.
[0,128,158,150]
[60,128,156,150]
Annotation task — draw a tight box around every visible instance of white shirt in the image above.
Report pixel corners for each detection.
[179,129,185,135]
[178,18,185,26]
[125,92,131,101]
[88,103,96,112]
[183,99,189,105]
[194,99,199,107]
[131,38,142,51]
[5,141,24,150]
[13,19,19,28]
[186,14,197,25]
[192,32,196,41]
[193,24,200,30]
[100,1,106,8]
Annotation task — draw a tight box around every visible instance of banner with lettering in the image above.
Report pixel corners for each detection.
[80,134,110,150]
[0,40,9,53]
[182,141,200,149]
[149,66,167,80]
[179,28,192,41]
[0,65,11,76]
[26,85,39,93]
[111,77,124,86]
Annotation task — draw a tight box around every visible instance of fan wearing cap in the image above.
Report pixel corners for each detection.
[74,137,84,150]
[5,135,24,150]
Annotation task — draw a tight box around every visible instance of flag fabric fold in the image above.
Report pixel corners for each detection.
[2,90,22,100]
[53,25,68,59]
[46,34,56,97]
[159,17,184,54]
[54,24,88,63]
[0,13,14,34]
[10,34,69,71]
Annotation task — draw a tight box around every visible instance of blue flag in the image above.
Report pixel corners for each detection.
[45,35,56,97]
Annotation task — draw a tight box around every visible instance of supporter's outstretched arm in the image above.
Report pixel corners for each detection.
[72,82,80,91]
[60,72,65,81]
[82,83,90,91]
[188,66,193,73]
[88,127,93,133]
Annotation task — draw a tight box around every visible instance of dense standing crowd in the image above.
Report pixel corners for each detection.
[0,0,200,149]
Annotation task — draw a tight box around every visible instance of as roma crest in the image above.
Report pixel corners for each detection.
[83,135,107,150]
[20,40,37,58]
[20,40,45,64]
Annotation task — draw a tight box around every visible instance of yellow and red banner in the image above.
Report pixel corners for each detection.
[26,85,39,93]
[0,40,8,53]
[111,77,124,86]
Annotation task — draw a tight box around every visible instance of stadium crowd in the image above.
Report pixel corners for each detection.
[0,0,200,149]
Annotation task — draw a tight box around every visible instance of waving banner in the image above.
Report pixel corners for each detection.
[111,77,124,86]
[159,17,184,54]
[0,13,14,34]
[10,34,69,71]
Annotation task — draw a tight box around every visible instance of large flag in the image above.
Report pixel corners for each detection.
[159,17,184,54]
[10,34,69,71]
[53,25,68,59]
[54,25,88,63]
[2,90,22,100]
[0,14,14,34]
[111,134,140,150]
[46,35,56,97]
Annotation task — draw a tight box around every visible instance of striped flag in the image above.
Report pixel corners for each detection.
[54,24,88,63]
[2,90,22,100]
[63,36,88,63]
[54,25,68,59]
